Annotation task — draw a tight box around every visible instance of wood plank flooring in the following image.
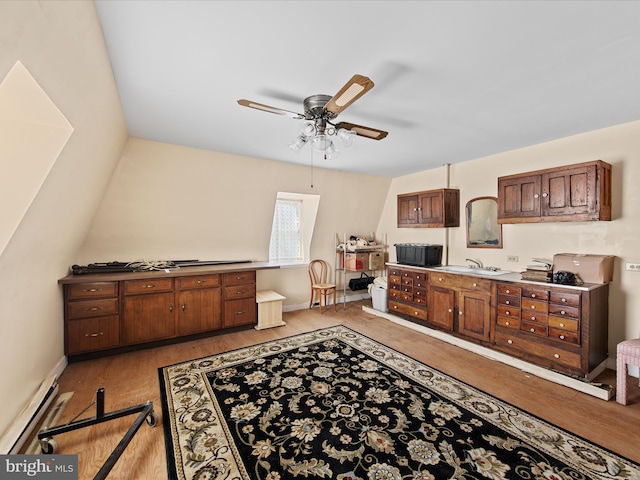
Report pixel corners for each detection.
[24,300,640,479]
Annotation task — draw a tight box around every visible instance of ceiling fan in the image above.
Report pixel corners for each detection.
[237,74,388,159]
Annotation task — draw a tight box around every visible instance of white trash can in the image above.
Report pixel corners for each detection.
[370,285,388,313]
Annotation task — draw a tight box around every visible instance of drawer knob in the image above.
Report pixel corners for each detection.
[554,353,560,359]
[560,310,566,315]
[85,332,104,337]
[531,305,536,310]
[88,307,101,312]
[505,311,510,315]
[507,339,513,344]
[393,306,398,309]
[560,322,565,327]
[506,289,510,294]
[438,277,443,282]
[448,309,452,313]
[505,300,510,305]
[560,335,566,340]
[145,284,155,289]
[530,328,535,333]
[236,310,246,315]
[505,321,510,326]
[531,294,536,298]
[473,283,477,287]
[86,288,101,292]
[561,298,567,303]
[531,316,536,321]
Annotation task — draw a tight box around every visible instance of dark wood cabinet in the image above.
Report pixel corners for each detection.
[428,271,492,342]
[397,188,460,227]
[387,264,608,377]
[61,264,274,359]
[498,160,611,223]
[493,281,608,376]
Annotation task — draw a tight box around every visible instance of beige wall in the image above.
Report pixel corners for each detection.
[378,121,640,358]
[0,2,127,436]
[78,138,392,306]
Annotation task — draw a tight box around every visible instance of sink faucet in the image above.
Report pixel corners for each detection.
[466,258,484,269]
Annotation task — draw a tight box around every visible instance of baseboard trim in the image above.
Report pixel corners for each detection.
[0,355,68,454]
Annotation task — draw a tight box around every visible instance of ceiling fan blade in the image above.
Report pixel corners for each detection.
[324,74,374,115]
[237,99,303,119]
[336,122,388,140]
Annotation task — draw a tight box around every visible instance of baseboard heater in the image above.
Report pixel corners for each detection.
[0,375,58,454]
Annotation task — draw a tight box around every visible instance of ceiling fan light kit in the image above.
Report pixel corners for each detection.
[238,74,388,160]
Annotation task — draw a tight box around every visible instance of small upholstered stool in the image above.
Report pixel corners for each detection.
[616,338,640,405]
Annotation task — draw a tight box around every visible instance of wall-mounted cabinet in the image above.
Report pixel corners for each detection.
[497,160,611,223]
[397,188,460,228]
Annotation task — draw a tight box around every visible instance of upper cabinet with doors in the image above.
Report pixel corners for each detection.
[497,160,611,223]
[397,188,460,228]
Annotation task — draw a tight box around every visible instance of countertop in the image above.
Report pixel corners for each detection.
[387,263,606,291]
[59,261,279,284]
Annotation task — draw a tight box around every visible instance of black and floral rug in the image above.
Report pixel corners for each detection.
[158,326,639,480]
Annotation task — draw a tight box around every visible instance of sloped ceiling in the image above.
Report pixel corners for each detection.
[95,0,640,178]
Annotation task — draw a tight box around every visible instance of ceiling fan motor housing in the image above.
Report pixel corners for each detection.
[303,94,337,120]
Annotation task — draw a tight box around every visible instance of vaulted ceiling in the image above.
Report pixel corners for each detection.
[95,1,640,178]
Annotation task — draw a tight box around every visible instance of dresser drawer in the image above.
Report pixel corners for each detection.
[494,330,581,370]
[549,291,580,307]
[521,298,548,313]
[497,283,521,296]
[67,298,118,319]
[548,304,579,319]
[497,304,520,318]
[430,272,491,292]
[388,300,427,321]
[521,310,547,323]
[224,271,256,286]
[497,315,520,329]
[549,327,580,345]
[388,275,401,286]
[66,282,118,300]
[224,298,257,327]
[66,315,120,355]
[521,320,548,336]
[522,288,549,301]
[178,274,220,290]
[224,283,256,300]
[124,278,173,295]
[548,316,579,332]
[497,294,520,307]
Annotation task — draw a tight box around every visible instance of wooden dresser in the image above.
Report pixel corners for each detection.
[60,262,276,359]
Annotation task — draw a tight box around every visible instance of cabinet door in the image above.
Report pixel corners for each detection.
[458,291,491,342]
[542,164,596,217]
[498,174,541,220]
[177,288,222,335]
[418,191,444,225]
[397,194,419,226]
[428,285,455,331]
[122,292,175,344]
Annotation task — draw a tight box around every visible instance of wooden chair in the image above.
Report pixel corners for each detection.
[308,259,336,313]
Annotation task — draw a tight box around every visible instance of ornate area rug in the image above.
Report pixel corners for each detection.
[158,326,639,480]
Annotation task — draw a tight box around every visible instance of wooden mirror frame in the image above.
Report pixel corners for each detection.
[466,196,502,248]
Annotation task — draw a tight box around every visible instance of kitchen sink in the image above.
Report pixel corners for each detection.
[432,265,511,276]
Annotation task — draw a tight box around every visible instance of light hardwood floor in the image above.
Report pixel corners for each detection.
[25,300,640,479]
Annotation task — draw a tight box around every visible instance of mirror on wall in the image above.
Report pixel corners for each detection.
[466,197,502,248]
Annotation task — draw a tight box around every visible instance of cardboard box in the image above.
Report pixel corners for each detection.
[369,252,385,270]
[553,253,615,284]
[345,252,368,271]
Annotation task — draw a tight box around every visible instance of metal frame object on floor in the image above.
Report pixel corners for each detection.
[37,387,156,480]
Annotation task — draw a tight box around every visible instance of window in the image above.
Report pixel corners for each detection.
[268,192,319,264]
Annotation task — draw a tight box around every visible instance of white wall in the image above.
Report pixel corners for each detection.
[78,138,392,306]
[0,1,127,436]
[378,121,640,357]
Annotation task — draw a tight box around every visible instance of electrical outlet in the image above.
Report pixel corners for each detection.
[626,262,640,271]
[507,255,519,262]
